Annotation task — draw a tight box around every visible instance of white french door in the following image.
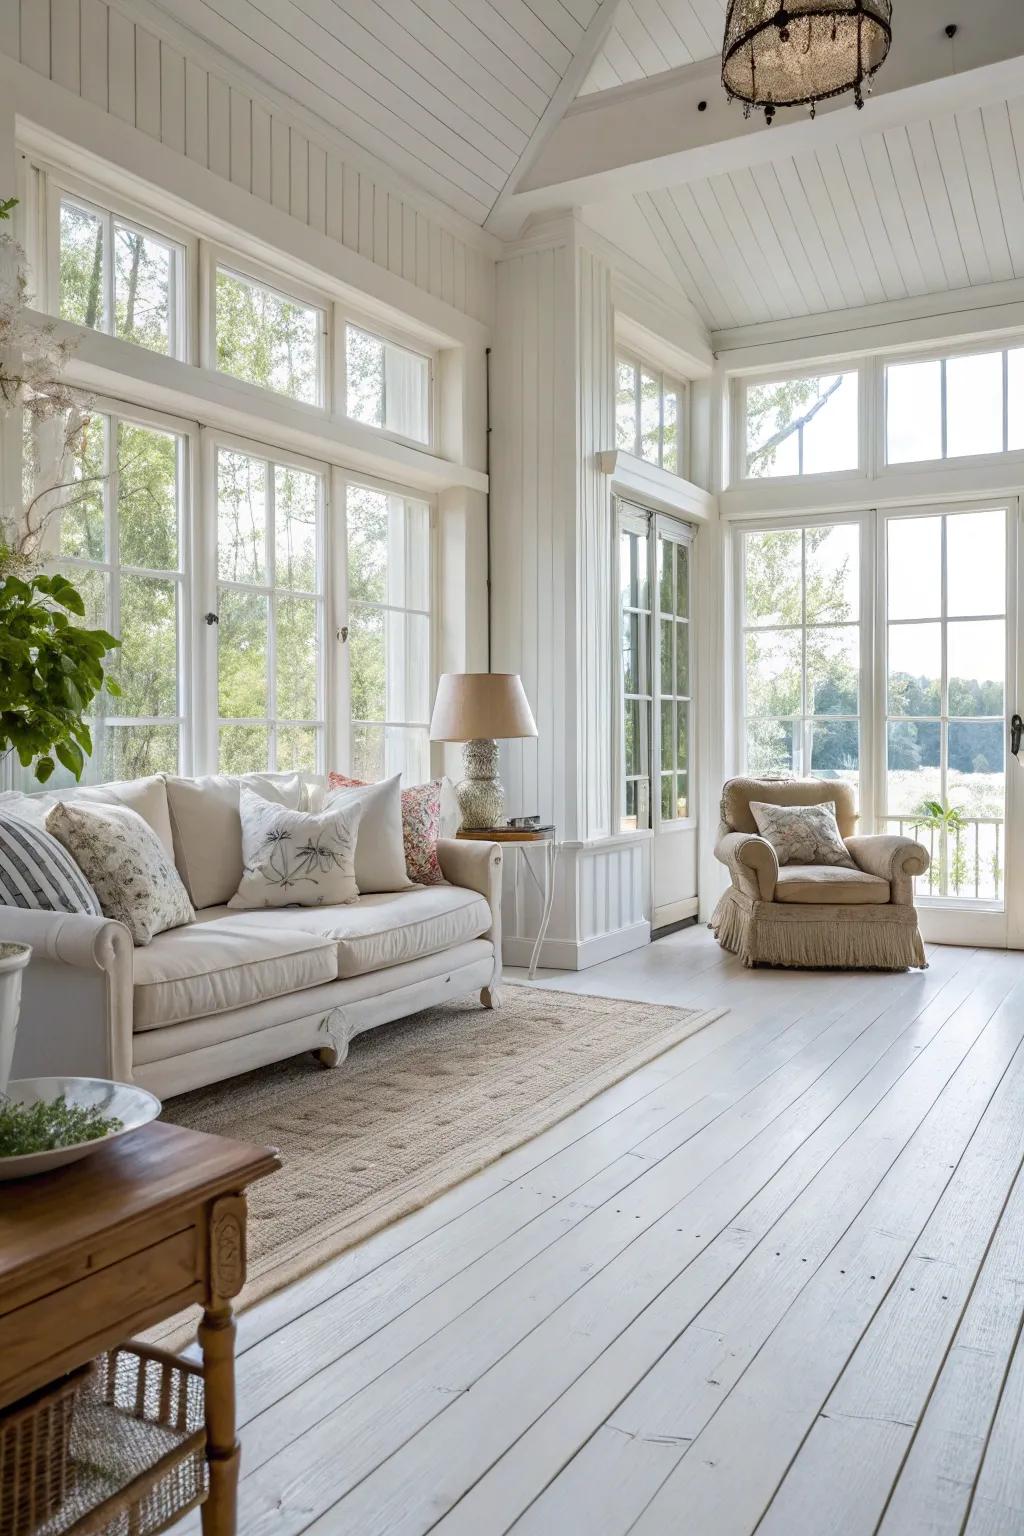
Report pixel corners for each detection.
[878,499,1022,948]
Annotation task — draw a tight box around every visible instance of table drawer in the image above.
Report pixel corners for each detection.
[0,1227,199,1394]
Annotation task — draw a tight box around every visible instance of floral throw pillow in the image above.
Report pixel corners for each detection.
[328,773,445,885]
[45,801,195,945]
[229,787,363,909]
[749,800,855,869]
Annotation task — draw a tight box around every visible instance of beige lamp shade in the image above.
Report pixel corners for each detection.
[430,673,538,742]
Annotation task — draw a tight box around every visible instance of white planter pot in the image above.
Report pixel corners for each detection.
[0,943,32,1097]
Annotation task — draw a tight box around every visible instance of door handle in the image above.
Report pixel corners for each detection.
[1012,713,1022,759]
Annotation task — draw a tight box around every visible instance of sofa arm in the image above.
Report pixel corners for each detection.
[436,839,503,991]
[845,834,930,905]
[2,909,134,1083]
[715,830,779,902]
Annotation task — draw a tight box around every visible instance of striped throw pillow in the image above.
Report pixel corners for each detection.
[0,812,102,915]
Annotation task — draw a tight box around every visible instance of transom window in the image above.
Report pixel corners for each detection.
[214,445,325,773]
[615,354,685,475]
[886,348,1024,465]
[345,483,432,784]
[49,409,188,783]
[345,325,431,446]
[57,193,185,358]
[741,523,861,800]
[215,265,325,407]
[743,371,858,479]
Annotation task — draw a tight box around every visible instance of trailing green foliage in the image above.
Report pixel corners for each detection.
[0,1093,122,1156]
[0,564,120,783]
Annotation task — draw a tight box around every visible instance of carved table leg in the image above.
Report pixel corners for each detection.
[201,1194,247,1536]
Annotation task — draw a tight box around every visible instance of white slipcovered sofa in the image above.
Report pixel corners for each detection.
[2,772,502,1098]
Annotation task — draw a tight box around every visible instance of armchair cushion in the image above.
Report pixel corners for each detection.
[750,799,855,869]
[721,776,856,838]
[775,865,890,905]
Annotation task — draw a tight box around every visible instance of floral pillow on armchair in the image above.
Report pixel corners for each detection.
[749,799,855,869]
[328,773,445,885]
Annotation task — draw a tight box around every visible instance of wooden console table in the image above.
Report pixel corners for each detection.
[0,1120,280,1535]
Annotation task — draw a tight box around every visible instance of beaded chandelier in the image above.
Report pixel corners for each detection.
[722,1,893,124]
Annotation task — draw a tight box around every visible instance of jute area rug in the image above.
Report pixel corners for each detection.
[158,985,725,1330]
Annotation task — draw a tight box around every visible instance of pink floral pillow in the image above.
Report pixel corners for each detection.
[327,773,445,885]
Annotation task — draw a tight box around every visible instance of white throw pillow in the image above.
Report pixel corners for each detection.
[163,772,304,909]
[228,787,363,909]
[45,801,195,945]
[749,799,855,869]
[324,774,412,893]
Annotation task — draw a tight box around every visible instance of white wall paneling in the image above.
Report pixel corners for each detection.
[2,0,497,329]
[502,837,652,970]
[580,0,725,96]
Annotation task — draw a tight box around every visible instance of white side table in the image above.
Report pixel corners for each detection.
[456,827,559,979]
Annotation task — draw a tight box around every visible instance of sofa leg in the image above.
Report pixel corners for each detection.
[480,986,501,1010]
[313,1044,346,1069]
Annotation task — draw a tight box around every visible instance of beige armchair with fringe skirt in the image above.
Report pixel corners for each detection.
[711,777,930,971]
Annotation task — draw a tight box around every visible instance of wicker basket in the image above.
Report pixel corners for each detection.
[0,1365,94,1536]
[0,1346,206,1536]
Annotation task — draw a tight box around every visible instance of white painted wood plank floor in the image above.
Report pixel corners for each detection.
[200,928,1024,1535]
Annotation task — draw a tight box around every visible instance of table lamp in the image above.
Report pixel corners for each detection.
[429,673,538,829]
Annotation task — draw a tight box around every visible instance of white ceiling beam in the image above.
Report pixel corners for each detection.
[491,0,1024,234]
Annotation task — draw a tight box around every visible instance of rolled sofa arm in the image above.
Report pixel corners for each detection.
[0,909,134,1083]
[436,838,503,990]
[845,834,930,905]
[715,829,779,903]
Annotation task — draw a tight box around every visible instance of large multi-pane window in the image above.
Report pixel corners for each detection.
[57,193,185,358]
[743,371,859,479]
[617,505,694,833]
[214,266,325,406]
[615,354,685,475]
[345,325,431,445]
[884,508,1006,900]
[742,523,861,798]
[886,348,1024,465]
[214,445,325,773]
[345,483,431,784]
[49,409,188,783]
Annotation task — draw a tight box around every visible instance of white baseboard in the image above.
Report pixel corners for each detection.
[503,919,651,972]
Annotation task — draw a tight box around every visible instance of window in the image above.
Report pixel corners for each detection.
[884,508,1006,900]
[345,482,432,784]
[744,371,858,478]
[886,347,1024,465]
[214,445,325,772]
[57,193,185,357]
[215,266,325,406]
[615,354,685,475]
[617,504,694,832]
[345,325,431,445]
[47,409,188,783]
[741,523,861,798]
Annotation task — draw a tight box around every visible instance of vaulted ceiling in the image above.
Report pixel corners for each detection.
[581,0,724,94]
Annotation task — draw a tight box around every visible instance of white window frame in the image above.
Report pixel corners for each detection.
[615,350,689,478]
[334,467,436,782]
[731,364,868,488]
[41,397,197,780]
[41,164,192,362]
[879,339,1024,474]
[199,428,329,776]
[337,307,437,452]
[202,243,331,413]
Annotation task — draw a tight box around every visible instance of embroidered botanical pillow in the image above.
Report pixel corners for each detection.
[328,773,445,886]
[228,787,363,909]
[749,799,855,869]
[45,801,195,945]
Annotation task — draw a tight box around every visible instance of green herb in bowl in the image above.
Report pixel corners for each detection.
[0,1095,123,1157]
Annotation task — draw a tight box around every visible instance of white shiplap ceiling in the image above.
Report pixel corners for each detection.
[580,0,724,95]
[636,98,1024,332]
[147,0,604,224]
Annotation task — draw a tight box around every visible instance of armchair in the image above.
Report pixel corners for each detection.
[711,777,929,971]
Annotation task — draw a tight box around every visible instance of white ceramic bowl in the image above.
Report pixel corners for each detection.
[0,1076,162,1180]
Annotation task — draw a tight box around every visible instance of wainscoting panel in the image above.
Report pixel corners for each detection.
[502,836,651,971]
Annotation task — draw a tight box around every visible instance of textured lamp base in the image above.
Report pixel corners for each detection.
[456,738,505,829]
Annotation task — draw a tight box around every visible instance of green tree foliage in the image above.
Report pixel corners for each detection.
[746,376,843,476]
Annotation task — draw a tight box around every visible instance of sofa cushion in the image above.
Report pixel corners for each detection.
[774,865,890,905]
[0,774,175,857]
[133,917,338,1030]
[163,773,304,910]
[222,883,491,978]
